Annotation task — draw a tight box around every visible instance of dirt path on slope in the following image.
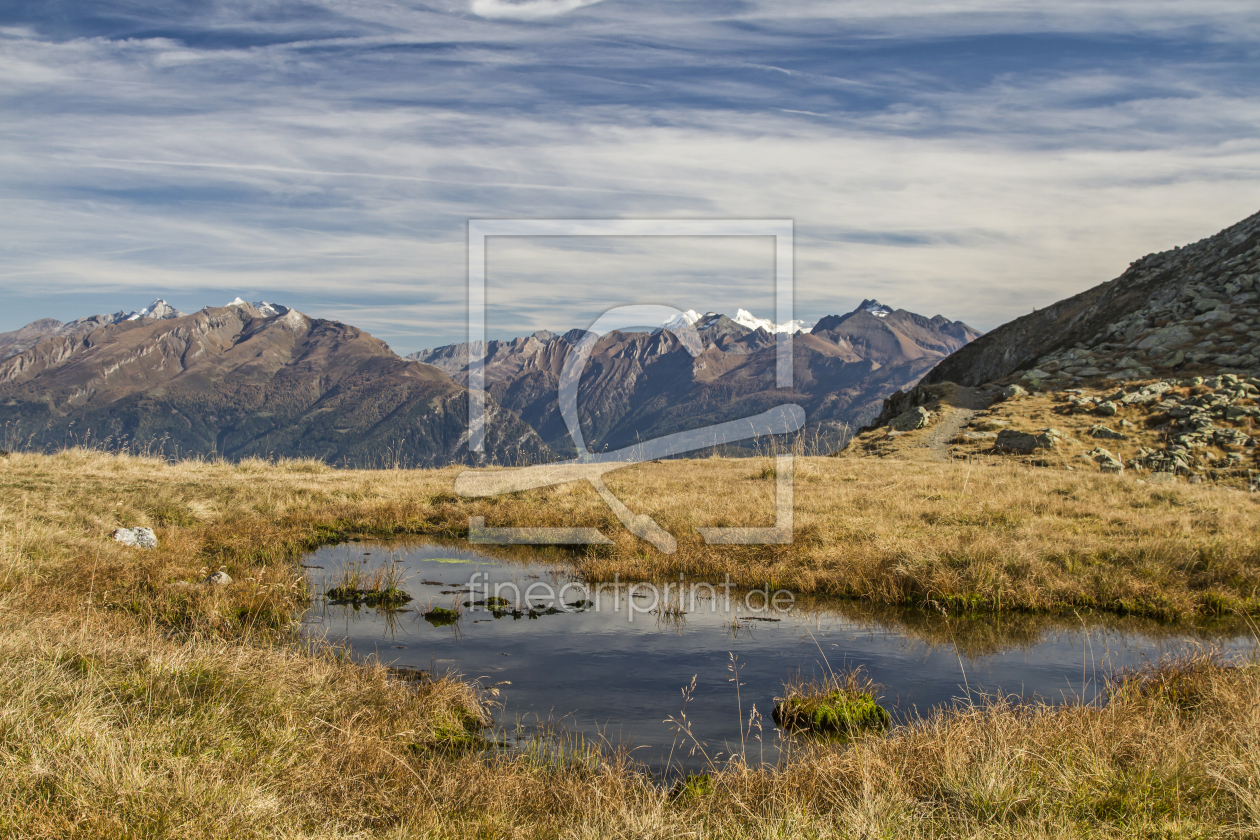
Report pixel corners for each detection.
[920,385,994,461]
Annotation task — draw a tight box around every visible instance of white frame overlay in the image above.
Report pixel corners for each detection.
[460,219,797,551]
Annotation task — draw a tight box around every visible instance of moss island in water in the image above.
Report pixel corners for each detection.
[773,671,891,735]
[325,585,412,608]
[423,607,460,626]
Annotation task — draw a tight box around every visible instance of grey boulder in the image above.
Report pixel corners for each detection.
[113,527,158,549]
[995,429,1057,454]
[1001,384,1029,399]
[1087,447,1125,473]
[889,406,933,432]
[1137,324,1195,349]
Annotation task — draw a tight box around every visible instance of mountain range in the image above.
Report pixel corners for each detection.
[6,206,1258,468]
[408,303,980,457]
[0,299,546,466]
[0,297,980,464]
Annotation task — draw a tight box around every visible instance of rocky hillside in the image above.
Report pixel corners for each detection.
[848,374,1258,488]
[926,211,1260,388]
[847,209,1260,488]
[0,301,546,467]
[410,303,980,456]
[0,299,185,361]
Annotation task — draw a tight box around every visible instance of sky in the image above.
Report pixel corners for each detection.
[1,0,1259,354]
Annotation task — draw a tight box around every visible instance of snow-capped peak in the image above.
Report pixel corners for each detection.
[732,308,811,334]
[125,298,184,321]
[659,309,704,331]
[227,297,290,318]
[857,299,893,318]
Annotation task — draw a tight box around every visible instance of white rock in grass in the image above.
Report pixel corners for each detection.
[113,527,158,549]
[204,571,233,586]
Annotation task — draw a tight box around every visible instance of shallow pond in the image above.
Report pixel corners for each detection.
[302,541,1256,771]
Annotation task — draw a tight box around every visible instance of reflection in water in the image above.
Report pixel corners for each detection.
[303,540,1256,772]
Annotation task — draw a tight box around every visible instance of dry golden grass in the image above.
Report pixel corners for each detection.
[15,442,1260,621]
[1,448,1258,837]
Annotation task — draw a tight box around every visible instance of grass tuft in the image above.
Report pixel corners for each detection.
[324,560,412,607]
[773,669,892,735]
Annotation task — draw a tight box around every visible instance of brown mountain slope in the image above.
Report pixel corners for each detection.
[925,210,1260,387]
[812,304,981,364]
[0,299,186,363]
[0,319,63,360]
[848,211,1260,486]
[411,305,981,455]
[0,303,546,466]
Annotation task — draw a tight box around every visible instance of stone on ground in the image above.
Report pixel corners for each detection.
[889,406,932,432]
[113,526,158,549]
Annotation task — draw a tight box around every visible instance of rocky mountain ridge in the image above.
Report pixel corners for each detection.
[409,302,980,456]
[1,296,979,464]
[0,298,186,361]
[0,300,545,466]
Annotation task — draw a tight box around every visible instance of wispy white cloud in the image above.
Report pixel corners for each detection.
[469,0,608,20]
[0,1,1258,351]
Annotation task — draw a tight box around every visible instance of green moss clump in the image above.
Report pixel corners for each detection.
[422,607,460,627]
[465,596,513,608]
[325,586,412,608]
[411,708,490,755]
[670,774,714,802]
[773,684,890,735]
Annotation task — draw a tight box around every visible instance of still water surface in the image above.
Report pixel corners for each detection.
[302,541,1256,770]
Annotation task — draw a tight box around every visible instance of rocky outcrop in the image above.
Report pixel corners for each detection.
[888,406,933,431]
[924,210,1260,388]
[995,429,1059,454]
[862,382,958,431]
[1086,446,1125,473]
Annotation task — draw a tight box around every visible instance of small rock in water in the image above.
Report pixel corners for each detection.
[204,571,233,586]
[113,527,158,549]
